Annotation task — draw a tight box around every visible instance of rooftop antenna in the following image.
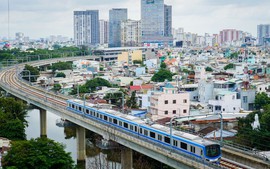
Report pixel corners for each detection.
[8,0,10,41]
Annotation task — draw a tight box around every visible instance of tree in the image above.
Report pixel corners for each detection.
[126,91,138,109]
[0,97,28,140]
[224,63,234,70]
[50,61,72,72]
[55,72,66,78]
[53,84,62,91]
[205,67,213,72]
[104,92,123,108]
[3,138,75,169]
[160,62,167,69]
[22,64,40,82]
[84,78,111,92]
[254,92,270,110]
[151,69,173,82]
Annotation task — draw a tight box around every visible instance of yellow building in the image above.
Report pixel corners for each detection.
[117,50,142,65]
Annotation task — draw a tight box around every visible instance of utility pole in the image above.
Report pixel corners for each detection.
[8,0,10,41]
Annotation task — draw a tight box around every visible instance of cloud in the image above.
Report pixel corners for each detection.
[0,0,269,39]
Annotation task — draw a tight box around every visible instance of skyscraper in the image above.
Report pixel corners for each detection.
[74,10,100,46]
[121,20,141,47]
[109,8,128,47]
[141,0,172,47]
[164,4,172,37]
[99,20,109,45]
[257,24,270,45]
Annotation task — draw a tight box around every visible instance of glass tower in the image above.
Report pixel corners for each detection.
[109,8,128,47]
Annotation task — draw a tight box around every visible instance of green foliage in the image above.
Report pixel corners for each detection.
[53,84,62,91]
[22,64,40,82]
[50,61,72,72]
[0,97,28,140]
[255,92,270,110]
[104,92,123,108]
[84,78,111,92]
[205,67,213,72]
[3,138,75,169]
[224,63,234,70]
[55,72,66,78]
[151,69,173,82]
[236,110,270,150]
[133,60,143,65]
[126,91,138,109]
[230,52,239,59]
[160,62,167,69]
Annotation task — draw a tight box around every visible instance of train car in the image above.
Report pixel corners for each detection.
[66,99,221,163]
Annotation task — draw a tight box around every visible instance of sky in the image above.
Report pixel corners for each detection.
[0,0,270,39]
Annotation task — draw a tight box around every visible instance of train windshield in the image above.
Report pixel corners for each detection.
[206,145,220,157]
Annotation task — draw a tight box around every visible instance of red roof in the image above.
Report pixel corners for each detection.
[130,84,154,91]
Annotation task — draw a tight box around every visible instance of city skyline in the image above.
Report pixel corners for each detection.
[1,0,270,39]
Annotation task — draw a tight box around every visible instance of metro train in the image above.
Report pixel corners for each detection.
[67,99,221,163]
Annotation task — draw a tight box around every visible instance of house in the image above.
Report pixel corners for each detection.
[149,83,190,121]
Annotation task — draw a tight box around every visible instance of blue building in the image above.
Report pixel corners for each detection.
[109,8,128,47]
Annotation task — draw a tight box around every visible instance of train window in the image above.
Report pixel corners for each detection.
[113,119,117,124]
[119,121,122,126]
[181,142,187,150]
[164,136,170,144]
[144,130,148,136]
[150,131,155,139]
[86,109,89,114]
[134,126,137,132]
[96,113,99,118]
[130,125,133,130]
[104,115,108,121]
[72,104,75,109]
[173,140,178,147]
[109,118,112,123]
[158,135,162,141]
[79,107,82,111]
[124,122,128,128]
[93,112,96,116]
[90,111,93,116]
[140,128,143,134]
[100,114,103,119]
[190,146,195,153]
[201,149,203,156]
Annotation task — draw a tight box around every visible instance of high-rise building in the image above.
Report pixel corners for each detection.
[99,20,109,45]
[74,10,100,46]
[121,20,141,47]
[15,32,24,42]
[164,4,172,37]
[141,0,172,47]
[109,8,128,47]
[257,24,270,45]
[219,29,243,44]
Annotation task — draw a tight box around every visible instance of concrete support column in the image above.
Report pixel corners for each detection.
[39,108,47,138]
[76,126,86,163]
[121,147,133,169]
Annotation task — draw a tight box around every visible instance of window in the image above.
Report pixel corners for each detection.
[215,106,221,111]
[183,99,187,103]
[134,126,137,132]
[140,128,143,134]
[72,104,75,109]
[79,106,82,111]
[86,109,89,114]
[190,146,195,153]
[109,118,112,123]
[119,121,122,126]
[183,109,187,113]
[173,100,176,104]
[164,136,170,144]
[233,107,235,110]
[165,100,168,104]
[223,108,225,111]
[104,115,108,121]
[144,130,148,136]
[165,111,168,115]
[113,119,117,124]
[173,140,178,147]
[93,112,96,116]
[100,114,103,119]
[130,125,133,131]
[96,113,99,118]
[124,122,128,128]
[158,135,162,141]
[150,132,155,138]
[243,96,248,103]
[181,142,187,150]
[173,110,176,114]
